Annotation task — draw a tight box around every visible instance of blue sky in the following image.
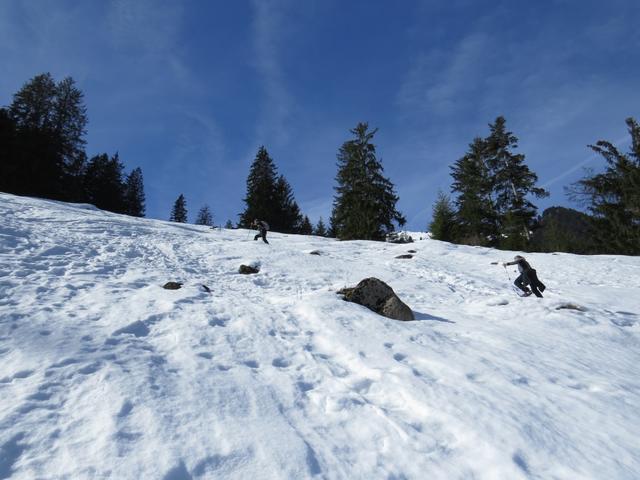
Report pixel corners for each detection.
[2,0,639,229]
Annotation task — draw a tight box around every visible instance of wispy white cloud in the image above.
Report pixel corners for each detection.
[540,134,631,190]
[106,0,183,53]
[250,0,294,147]
[396,32,493,117]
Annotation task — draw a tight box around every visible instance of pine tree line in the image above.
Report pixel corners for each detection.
[0,73,146,217]
[430,116,640,255]
[4,75,637,254]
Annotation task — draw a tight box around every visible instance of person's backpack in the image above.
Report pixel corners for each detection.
[261,221,270,231]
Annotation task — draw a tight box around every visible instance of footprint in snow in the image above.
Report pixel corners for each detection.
[0,369,35,383]
[512,376,529,386]
[117,400,134,418]
[351,378,374,394]
[272,357,291,368]
[243,360,260,369]
[208,318,227,327]
[297,381,315,392]
[77,362,102,375]
[393,353,407,362]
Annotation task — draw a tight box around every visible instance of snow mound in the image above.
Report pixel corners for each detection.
[1,192,639,479]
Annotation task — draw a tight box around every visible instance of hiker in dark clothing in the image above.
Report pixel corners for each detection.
[252,219,269,244]
[503,255,546,297]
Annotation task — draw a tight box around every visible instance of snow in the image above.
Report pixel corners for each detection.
[1,192,639,479]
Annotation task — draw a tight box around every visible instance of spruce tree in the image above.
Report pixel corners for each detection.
[449,117,547,248]
[8,73,88,201]
[450,137,497,245]
[123,167,146,217]
[239,146,302,233]
[239,146,279,228]
[195,205,214,226]
[170,194,188,223]
[429,192,457,242]
[0,109,18,193]
[299,215,313,235]
[569,117,640,254]
[225,219,234,229]
[314,217,328,237]
[331,122,405,240]
[274,175,303,233]
[484,117,548,249]
[83,153,126,213]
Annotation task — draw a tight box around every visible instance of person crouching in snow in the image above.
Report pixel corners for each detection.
[252,219,269,244]
[503,255,546,297]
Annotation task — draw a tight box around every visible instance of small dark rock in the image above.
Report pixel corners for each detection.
[407,250,417,253]
[201,284,211,293]
[163,281,183,290]
[239,264,260,274]
[556,303,587,312]
[309,250,322,256]
[395,254,413,259]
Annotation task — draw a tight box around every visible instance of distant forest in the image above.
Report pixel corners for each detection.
[1,73,638,255]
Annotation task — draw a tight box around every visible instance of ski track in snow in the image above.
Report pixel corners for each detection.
[0,193,639,479]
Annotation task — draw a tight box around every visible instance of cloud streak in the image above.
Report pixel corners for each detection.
[251,0,294,147]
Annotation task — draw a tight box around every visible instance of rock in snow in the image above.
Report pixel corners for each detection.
[338,277,415,321]
[239,264,260,274]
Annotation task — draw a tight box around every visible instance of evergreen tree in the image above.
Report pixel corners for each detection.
[225,219,234,229]
[123,167,146,217]
[429,192,457,242]
[195,205,214,226]
[450,137,497,245]
[51,76,88,197]
[331,122,405,240]
[8,73,88,200]
[569,117,640,254]
[484,117,548,249]
[299,215,313,235]
[449,117,547,248]
[170,194,188,223]
[0,109,18,193]
[274,175,303,233]
[238,146,302,233]
[83,153,126,213]
[9,73,58,131]
[314,217,328,237]
[239,146,279,228]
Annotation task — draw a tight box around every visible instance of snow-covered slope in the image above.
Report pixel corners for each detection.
[1,193,639,480]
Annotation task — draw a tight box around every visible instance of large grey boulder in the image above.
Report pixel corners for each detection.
[338,277,414,321]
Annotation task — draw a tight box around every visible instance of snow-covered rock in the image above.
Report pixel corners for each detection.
[0,192,639,479]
